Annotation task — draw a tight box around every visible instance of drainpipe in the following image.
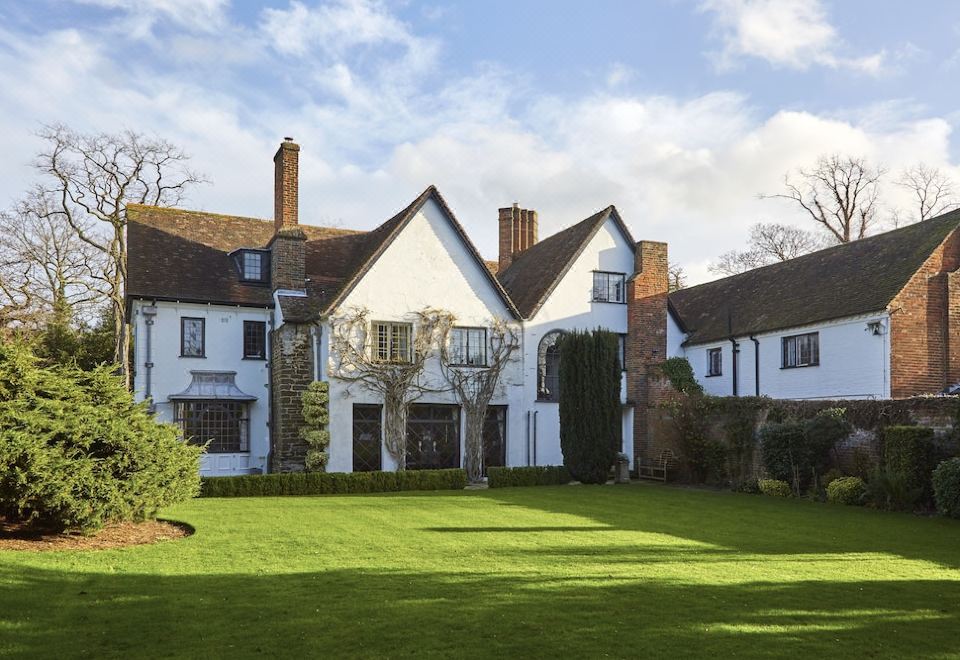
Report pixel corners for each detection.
[141,304,157,411]
[525,411,531,466]
[266,312,275,474]
[750,335,760,397]
[729,338,740,397]
[532,410,538,466]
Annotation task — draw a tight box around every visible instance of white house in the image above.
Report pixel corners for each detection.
[126,139,655,476]
[666,212,960,402]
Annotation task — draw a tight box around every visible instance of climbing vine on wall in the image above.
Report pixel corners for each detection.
[302,380,330,472]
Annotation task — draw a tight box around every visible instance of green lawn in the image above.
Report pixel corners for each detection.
[3,484,960,659]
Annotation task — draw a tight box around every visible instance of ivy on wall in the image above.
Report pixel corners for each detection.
[301,381,330,472]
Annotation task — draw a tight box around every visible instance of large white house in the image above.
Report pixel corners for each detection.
[127,139,960,476]
[127,139,657,476]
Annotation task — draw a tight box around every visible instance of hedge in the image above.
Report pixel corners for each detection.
[932,458,960,519]
[758,479,793,498]
[487,466,572,488]
[200,468,467,497]
[883,425,936,500]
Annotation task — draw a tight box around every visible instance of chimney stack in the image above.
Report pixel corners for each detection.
[274,137,300,234]
[498,203,539,271]
[270,138,306,292]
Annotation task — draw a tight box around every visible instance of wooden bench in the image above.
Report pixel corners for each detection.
[636,450,677,482]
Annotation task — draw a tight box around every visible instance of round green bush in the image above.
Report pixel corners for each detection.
[0,340,201,532]
[758,479,793,498]
[826,476,866,505]
[932,458,960,519]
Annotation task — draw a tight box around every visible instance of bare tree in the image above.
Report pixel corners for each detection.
[439,318,519,483]
[667,263,687,292]
[0,195,103,329]
[33,124,204,378]
[709,222,823,276]
[764,154,885,243]
[329,307,453,469]
[895,164,958,222]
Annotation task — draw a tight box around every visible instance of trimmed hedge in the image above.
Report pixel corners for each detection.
[932,458,960,519]
[883,426,935,500]
[487,466,572,488]
[758,479,793,498]
[826,476,866,505]
[200,468,467,497]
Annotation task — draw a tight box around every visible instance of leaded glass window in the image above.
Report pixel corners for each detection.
[175,400,249,453]
[181,317,205,357]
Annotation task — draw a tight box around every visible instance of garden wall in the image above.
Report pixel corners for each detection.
[641,372,960,483]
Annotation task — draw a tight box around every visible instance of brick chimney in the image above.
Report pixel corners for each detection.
[625,240,669,463]
[498,203,538,271]
[269,137,306,292]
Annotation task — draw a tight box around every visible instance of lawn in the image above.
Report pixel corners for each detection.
[2,484,960,659]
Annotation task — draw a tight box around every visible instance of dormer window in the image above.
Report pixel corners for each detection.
[232,249,270,284]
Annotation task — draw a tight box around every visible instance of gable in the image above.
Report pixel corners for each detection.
[339,196,515,321]
[531,216,636,323]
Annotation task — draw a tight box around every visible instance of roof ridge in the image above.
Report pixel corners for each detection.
[127,203,364,236]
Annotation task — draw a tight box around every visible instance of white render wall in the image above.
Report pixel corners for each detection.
[681,312,891,400]
[130,299,272,475]
[522,217,636,468]
[324,196,523,473]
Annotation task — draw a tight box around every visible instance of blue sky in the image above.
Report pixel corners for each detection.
[2,0,959,283]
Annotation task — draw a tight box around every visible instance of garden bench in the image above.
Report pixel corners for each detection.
[636,450,676,482]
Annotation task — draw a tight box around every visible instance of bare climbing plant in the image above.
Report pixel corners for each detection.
[328,306,453,469]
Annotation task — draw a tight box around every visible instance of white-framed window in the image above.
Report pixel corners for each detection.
[592,271,626,303]
[449,327,487,366]
[373,322,413,363]
[782,332,819,368]
[707,347,722,377]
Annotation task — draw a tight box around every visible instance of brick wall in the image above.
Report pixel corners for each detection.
[270,323,314,472]
[269,229,306,291]
[626,240,669,460]
[274,139,299,233]
[890,228,960,397]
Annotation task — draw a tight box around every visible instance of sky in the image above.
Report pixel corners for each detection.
[1,0,960,284]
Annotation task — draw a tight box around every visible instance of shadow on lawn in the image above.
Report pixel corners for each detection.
[2,563,959,659]
[472,485,960,570]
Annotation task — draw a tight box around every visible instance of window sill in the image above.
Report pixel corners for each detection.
[448,363,489,369]
[590,300,627,305]
[536,398,560,404]
[242,356,267,361]
[180,355,206,359]
[780,363,820,370]
[704,373,722,378]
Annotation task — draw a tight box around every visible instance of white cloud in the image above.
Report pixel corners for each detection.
[700,0,887,74]
[0,1,956,288]
[70,0,229,37]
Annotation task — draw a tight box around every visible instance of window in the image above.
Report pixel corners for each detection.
[243,321,267,359]
[406,405,460,470]
[352,404,382,472]
[592,271,626,303]
[449,327,487,366]
[707,348,722,377]
[618,334,627,371]
[234,250,269,283]
[373,322,412,362]
[181,317,205,357]
[782,332,820,368]
[175,401,249,453]
[482,406,507,474]
[537,330,565,401]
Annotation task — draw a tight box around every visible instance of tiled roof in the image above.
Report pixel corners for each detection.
[669,209,960,345]
[127,186,519,320]
[496,206,635,319]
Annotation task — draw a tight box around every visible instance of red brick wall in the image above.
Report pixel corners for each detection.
[274,139,299,233]
[889,228,960,397]
[497,205,538,271]
[626,240,668,460]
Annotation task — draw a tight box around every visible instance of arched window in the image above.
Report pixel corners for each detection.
[537,330,565,401]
